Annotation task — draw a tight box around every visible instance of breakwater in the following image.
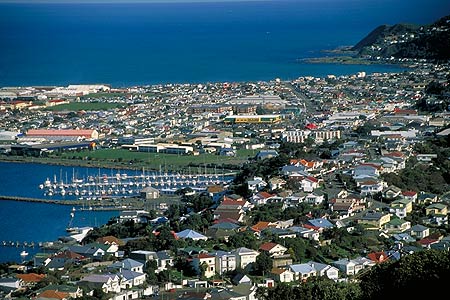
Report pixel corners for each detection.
[0,195,138,211]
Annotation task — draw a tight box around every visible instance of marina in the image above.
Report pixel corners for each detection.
[38,167,235,201]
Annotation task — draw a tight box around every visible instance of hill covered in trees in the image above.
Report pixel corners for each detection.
[352,15,450,61]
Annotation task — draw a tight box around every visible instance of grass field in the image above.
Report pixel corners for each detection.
[59,148,257,172]
[45,102,125,111]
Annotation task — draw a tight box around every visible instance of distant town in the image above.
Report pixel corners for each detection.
[0,56,450,300]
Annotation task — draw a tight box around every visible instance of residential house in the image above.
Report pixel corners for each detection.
[305,218,335,231]
[359,179,385,196]
[213,197,250,223]
[96,236,125,247]
[270,268,295,283]
[306,261,339,281]
[426,203,448,216]
[117,269,146,290]
[192,253,216,278]
[247,177,267,193]
[129,250,173,273]
[35,289,69,300]
[258,242,292,268]
[417,192,438,204]
[78,274,121,294]
[255,150,279,160]
[108,258,144,273]
[212,250,237,275]
[232,274,252,285]
[251,191,275,206]
[207,185,227,203]
[206,221,240,241]
[288,263,316,282]
[301,176,320,192]
[281,164,307,176]
[357,211,391,230]
[268,177,287,191]
[37,285,83,299]
[287,226,320,241]
[367,251,389,264]
[383,185,402,200]
[402,190,418,202]
[329,197,365,219]
[119,210,151,223]
[140,186,160,200]
[353,163,382,179]
[332,258,356,276]
[425,203,449,225]
[0,278,21,294]
[389,199,413,218]
[385,218,411,233]
[176,229,208,241]
[16,273,45,287]
[305,191,325,205]
[233,247,259,270]
[409,224,430,240]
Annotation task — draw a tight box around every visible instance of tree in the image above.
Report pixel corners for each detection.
[253,251,273,276]
[227,231,258,249]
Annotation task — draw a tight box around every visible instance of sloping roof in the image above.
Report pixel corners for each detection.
[37,290,69,300]
[16,273,46,282]
[110,258,143,270]
[27,129,95,137]
[96,235,125,246]
[307,218,334,228]
[289,263,315,274]
[176,229,208,240]
[367,251,389,263]
[259,242,278,252]
[209,222,240,230]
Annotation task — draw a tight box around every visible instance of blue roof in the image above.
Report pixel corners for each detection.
[289,263,315,274]
[307,218,334,228]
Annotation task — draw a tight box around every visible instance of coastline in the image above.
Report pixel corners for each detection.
[299,55,410,68]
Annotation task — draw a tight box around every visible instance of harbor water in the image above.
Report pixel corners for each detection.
[0,161,232,263]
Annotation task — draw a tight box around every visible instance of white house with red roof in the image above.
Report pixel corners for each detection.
[402,190,418,202]
[258,242,288,258]
[301,176,320,192]
[251,191,275,205]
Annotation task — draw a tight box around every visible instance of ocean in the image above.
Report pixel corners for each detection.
[0,0,449,87]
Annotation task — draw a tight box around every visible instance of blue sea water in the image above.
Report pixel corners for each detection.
[0,162,127,263]
[0,0,449,87]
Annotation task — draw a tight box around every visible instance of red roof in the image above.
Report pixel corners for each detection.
[259,242,278,251]
[402,191,417,196]
[385,151,405,158]
[305,123,318,129]
[257,192,274,199]
[358,163,382,170]
[27,129,95,137]
[197,253,214,259]
[38,290,69,300]
[367,251,389,263]
[16,273,46,283]
[393,108,417,115]
[305,176,318,183]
